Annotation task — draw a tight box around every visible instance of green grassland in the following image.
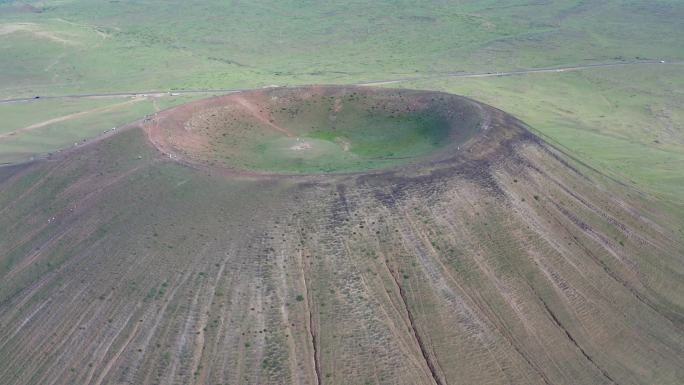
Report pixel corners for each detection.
[401,65,684,206]
[1,0,682,97]
[0,0,682,205]
[0,94,202,163]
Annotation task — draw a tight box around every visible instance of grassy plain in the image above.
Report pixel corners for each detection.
[1,0,682,204]
[0,0,682,97]
[0,94,203,163]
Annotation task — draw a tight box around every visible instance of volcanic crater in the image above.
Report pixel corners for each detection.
[145,86,487,175]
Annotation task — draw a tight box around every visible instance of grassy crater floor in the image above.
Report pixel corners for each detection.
[147,86,483,174]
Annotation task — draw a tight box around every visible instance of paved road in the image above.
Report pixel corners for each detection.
[0,60,677,104]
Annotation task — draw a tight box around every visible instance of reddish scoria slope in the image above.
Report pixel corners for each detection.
[0,87,683,385]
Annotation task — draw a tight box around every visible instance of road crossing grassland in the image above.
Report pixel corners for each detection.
[0,61,675,104]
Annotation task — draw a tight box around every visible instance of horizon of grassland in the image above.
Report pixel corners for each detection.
[0,0,682,213]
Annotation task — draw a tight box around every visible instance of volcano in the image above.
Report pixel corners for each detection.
[0,86,682,385]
